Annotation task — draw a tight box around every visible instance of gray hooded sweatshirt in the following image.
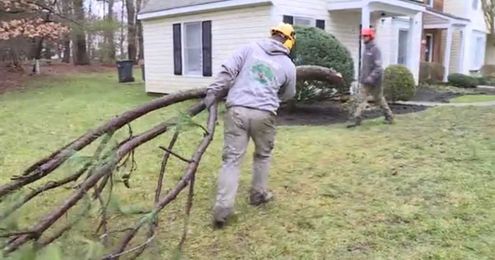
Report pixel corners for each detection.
[207,38,297,113]
[359,41,383,88]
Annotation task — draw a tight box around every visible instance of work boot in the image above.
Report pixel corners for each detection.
[212,206,232,229]
[346,117,362,128]
[249,191,273,206]
[384,115,394,125]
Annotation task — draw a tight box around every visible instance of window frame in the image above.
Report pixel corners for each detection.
[293,16,315,27]
[471,35,485,70]
[182,21,203,76]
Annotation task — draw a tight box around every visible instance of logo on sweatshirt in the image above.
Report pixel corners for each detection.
[250,62,275,86]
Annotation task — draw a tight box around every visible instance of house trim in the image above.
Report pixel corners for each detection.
[328,0,425,13]
[138,0,272,20]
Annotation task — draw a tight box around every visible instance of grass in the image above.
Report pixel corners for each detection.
[1,73,495,259]
[450,94,495,103]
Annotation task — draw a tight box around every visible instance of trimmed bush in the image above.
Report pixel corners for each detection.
[448,73,478,88]
[383,65,416,101]
[292,26,354,102]
[419,62,445,84]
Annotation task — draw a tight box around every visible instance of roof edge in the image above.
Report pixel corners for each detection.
[425,7,470,22]
[138,0,272,20]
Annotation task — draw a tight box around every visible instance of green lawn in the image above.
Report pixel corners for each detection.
[450,94,495,103]
[1,73,495,259]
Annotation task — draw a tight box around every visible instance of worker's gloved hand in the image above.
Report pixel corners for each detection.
[203,91,216,109]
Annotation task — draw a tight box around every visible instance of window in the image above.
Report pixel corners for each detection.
[424,34,434,62]
[173,21,212,76]
[472,0,479,10]
[398,29,409,65]
[294,17,314,27]
[471,35,485,70]
[284,15,325,30]
[183,22,203,75]
[424,0,433,7]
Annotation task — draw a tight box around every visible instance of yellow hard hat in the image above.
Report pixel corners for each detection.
[271,23,296,50]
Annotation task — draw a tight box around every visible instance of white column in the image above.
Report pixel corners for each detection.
[362,4,370,30]
[458,27,471,74]
[408,12,422,84]
[359,4,370,80]
[443,26,453,81]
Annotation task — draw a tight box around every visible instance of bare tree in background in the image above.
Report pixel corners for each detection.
[106,0,116,63]
[137,0,144,61]
[73,0,90,65]
[61,0,72,63]
[119,0,125,60]
[482,0,495,63]
[125,0,137,63]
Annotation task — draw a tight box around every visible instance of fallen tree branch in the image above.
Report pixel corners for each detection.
[105,103,218,259]
[0,88,207,198]
[1,65,342,257]
[155,132,180,203]
[158,146,192,163]
[3,102,207,254]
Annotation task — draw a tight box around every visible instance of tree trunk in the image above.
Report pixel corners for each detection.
[136,0,144,61]
[9,48,23,72]
[61,0,71,63]
[104,0,116,64]
[62,38,71,63]
[119,2,125,60]
[87,0,94,61]
[43,42,52,60]
[125,0,137,63]
[73,0,90,65]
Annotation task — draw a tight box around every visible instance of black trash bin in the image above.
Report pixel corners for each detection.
[116,60,135,83]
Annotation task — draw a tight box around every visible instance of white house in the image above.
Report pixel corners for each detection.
[138,0,488,94]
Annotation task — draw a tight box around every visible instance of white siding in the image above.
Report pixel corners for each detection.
[443,0,466,18]
[271,0,361,79]
[376,17,401,68]
[327,11,361,79]
[142,6,272,93]
[444,0,487,32]
[448,30,461,73]
[443,0,488,73]
[271,0,329,21]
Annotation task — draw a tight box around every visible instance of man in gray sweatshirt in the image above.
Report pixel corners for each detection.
[347,28,394,128]
[203,23,297,227]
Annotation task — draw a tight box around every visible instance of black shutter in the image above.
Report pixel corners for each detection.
[316,19,325,30]
[202,20,212,77]
[173,23,182,75]
[283,15,294,24]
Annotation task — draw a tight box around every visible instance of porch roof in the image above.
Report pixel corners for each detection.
[328,0,425,15]
[423,7,470,29]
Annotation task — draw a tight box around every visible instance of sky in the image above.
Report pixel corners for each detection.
[84,0,125,19]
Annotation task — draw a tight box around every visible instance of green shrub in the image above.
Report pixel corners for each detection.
[448,73,478,88]
[475,76,495,86]
[476,77,488,86]
[383,65,416,101]
[419,62,444,84]
[480,64,495,77]
[292,26,354,102]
